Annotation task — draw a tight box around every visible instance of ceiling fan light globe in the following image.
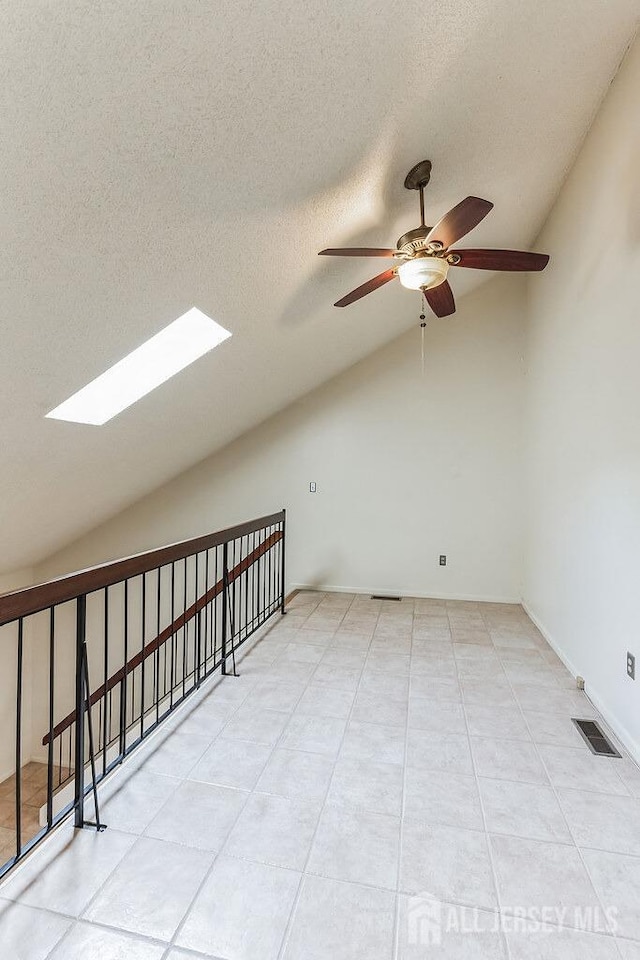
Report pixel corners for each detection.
[397,256,449,291]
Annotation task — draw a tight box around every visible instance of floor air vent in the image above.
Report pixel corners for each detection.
[370,595,402,602]
[572,719,621,757]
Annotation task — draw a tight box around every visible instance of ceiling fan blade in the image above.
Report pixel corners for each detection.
[424,280,456,317]
[334,269,396,307]
[319,247,397,258]
[449,248,550,271]
[426,197,493,248]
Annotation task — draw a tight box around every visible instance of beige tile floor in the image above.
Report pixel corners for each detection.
[1,591,639,959]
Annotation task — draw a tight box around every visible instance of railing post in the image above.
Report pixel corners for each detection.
[74,595,87,829]
[280,509,287,615]
[119,580,128,761]
[221,542,229,675]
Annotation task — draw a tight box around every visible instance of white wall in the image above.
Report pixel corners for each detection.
[0,570,34,596]
[0,570,35,781]
[36,273,526,604]
[523,36,640,759]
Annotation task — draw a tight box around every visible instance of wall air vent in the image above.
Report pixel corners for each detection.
[370,595,402,602]
[572,719,621,757]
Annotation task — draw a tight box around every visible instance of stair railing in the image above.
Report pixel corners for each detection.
[0,509,286,878]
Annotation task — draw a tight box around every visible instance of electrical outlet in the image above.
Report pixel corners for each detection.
[309,482,317,493]
[439,555,447,566]
[627,652,635,680]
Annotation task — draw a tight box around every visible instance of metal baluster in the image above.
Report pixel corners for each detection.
[163,571,169,711]
[47,608,55,827]
[181,557,187,698]
[155,566,161,726]
[195,552,202,688]
[221,542,229,675]
[108,689,113,754]
[15,618,24,855]
[73,597,87,828]
[244,535,249,642]
[252,530,257,631]
[215,545,220,666]
[170,562,176,708]
[280,511,287,614]
[270,525,275,612]
[204,549,210,670]
[230,539,238,673]
[102,587,109,775]
[119,582,128,760]
[261,533,266,622]
[140,572,146,738]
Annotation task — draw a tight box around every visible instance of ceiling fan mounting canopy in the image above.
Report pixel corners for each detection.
[403,159,433,191]
[318,159,550,316]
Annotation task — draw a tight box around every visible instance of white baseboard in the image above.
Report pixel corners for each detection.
[583,684,640,769]
[523,601,640,768]
[291,582,522,605]
[522,602,581,678]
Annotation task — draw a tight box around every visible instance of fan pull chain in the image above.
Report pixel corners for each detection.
[420,295,427,376]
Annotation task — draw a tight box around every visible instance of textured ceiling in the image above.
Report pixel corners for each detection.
[0,1,637,572]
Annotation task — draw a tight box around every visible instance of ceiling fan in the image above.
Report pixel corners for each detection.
[319,160,549,316]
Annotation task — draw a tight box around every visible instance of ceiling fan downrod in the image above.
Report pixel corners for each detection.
[403,159,433,228]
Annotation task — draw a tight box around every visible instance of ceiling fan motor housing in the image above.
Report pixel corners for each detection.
[396,226,431,255]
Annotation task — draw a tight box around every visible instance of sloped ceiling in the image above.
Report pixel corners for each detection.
[0,1,637,572]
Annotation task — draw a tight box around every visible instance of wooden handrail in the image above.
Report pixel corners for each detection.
[42,529,283,745]
[0,511,285,626]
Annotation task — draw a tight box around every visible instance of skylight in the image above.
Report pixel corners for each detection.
[46,308,231,425]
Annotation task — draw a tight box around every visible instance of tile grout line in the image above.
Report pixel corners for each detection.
[455,602,510,960]
[163,591,334,959]
[491,607,627,955]
[410,601,640,952]
[476,605,542,960]
[73,670,256,930]
[392,597,417,960]
[276,592,388,960]
[156,589,379,958]
[37,629,272,959]
[40,912,178,960]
